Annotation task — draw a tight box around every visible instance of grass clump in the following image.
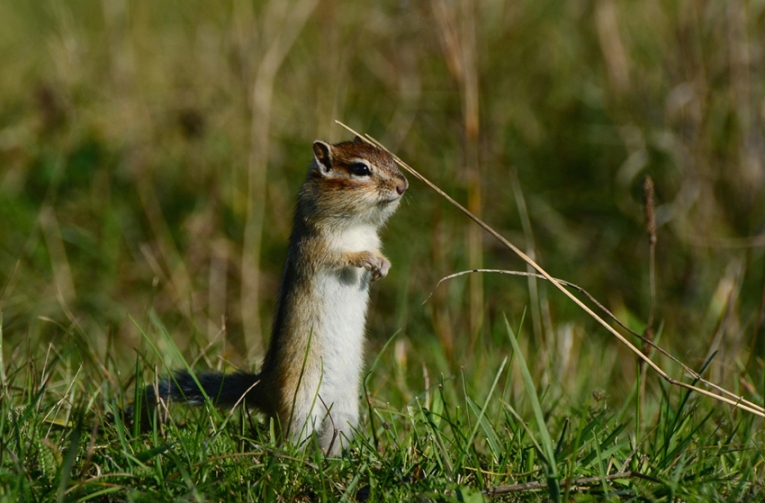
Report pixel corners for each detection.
[1,312,762,501]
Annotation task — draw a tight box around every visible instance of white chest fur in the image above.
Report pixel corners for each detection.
[328,224,381,253]
[313,224,380,399]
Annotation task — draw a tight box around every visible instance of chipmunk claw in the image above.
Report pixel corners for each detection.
[360,253,390,281]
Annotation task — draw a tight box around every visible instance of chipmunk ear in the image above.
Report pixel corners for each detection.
[313,141,332,174]
[353,136,364,144]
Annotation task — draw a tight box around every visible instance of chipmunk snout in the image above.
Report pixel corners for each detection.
[395,177,408,195]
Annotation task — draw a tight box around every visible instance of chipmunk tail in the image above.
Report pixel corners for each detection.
[146,370,265,409]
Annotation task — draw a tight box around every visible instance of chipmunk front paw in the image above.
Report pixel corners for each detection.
[358,252,391,281]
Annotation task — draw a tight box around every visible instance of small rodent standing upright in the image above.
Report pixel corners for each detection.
[143,137,408,455]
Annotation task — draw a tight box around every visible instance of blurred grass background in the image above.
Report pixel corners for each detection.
[1,0,764,410]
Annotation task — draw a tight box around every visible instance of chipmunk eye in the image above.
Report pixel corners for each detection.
[349,162,371,177]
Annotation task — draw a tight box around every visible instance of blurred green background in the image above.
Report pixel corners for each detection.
[1,0,764,404]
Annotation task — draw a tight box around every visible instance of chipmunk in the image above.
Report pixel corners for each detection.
[142,137,408,455]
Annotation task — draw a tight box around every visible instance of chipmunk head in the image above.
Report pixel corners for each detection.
[305,137,408,226]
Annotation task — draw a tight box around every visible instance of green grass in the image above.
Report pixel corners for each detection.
[2,0,765,500]
[1,314,762,501]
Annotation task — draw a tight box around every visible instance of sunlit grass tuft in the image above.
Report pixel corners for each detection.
[1,315,762,501]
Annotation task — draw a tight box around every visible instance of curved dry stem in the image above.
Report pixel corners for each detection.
[425,268,760,410]
[335,120,765,419]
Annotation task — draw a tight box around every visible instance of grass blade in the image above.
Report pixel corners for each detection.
[455,356,507,473]
[504,315,560,502]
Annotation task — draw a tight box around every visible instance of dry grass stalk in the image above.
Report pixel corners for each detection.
[431,0,484,343]
[482,471,649,496]
[425,268,742,413]
[336,120,765,419]
[594,0,631,94]
[640,176,657,419]
[743,267,765,380]
[430,218,455,357]
[643,176,657,332]
[241,0,319,355]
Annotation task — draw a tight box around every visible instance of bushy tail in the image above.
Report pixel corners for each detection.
[146,370,264,409]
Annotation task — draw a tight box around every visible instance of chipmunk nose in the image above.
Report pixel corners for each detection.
[396,177,408,195]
